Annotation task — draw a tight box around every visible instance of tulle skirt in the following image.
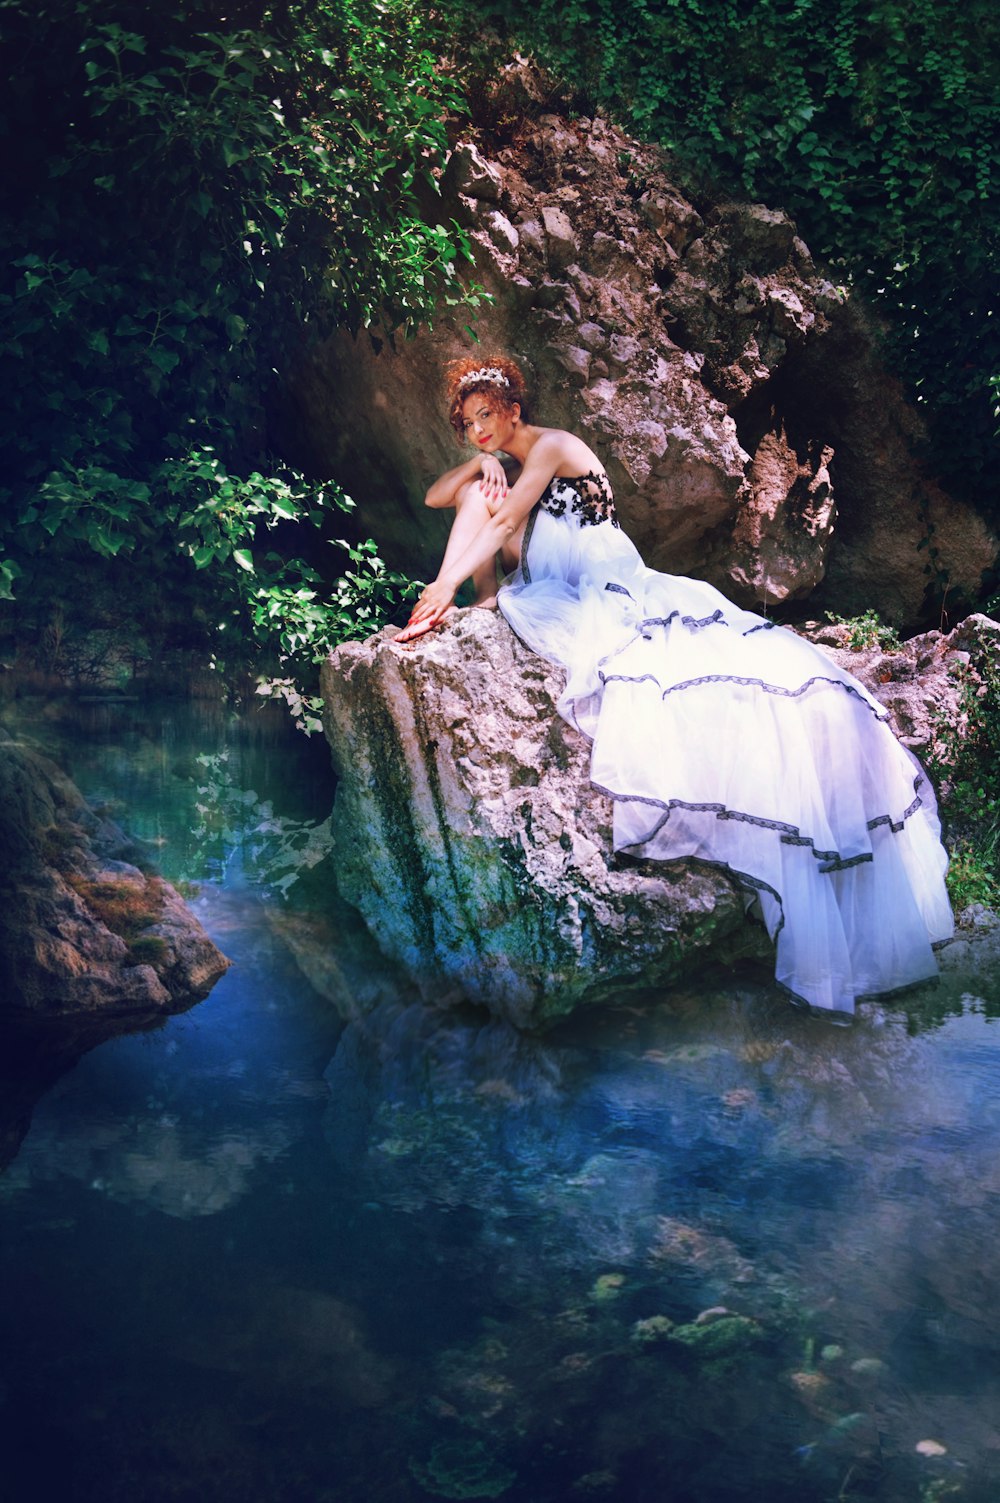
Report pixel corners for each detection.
[498,507,953,1017]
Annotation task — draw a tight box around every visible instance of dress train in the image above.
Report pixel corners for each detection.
[498,476,953,1017]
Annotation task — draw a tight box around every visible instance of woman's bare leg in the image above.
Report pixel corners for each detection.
[394,481,498,643]
[439,480,499,608]
[470,560,499,609]
[499,518,527,577]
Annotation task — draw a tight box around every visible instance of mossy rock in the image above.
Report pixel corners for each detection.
[127,935,169,966]
[668,1314,761,1360]
[630,1315,675,1346]
[409,1438,516,1500]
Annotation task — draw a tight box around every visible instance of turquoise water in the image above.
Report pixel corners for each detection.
[2,699,1000,1502]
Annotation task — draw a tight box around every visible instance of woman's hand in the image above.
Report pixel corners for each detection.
[479,456,508,511]
[411,576,456,623]
[393,575,457,641]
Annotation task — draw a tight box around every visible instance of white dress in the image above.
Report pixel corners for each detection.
[497,471,954,1018]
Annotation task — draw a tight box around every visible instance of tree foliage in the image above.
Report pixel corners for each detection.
[449,0,999,511]
[5,0,995,715]
[929,630,1000,908]
[0,0,473,692]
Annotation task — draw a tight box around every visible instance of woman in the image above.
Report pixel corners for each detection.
[396,355,954,1018]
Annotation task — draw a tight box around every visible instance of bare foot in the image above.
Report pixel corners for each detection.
[472,594,498,611]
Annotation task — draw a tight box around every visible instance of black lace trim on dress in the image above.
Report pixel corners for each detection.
[597,667,891,722]
[700,860,788,937]
[519,506,539,585]
[610,832,789,940]
[612,843,935,1018]
[867,792,923,833]
[639,609,725,635]
[779,967,942,1016]
[774,978,851,1018]
[591,777,925,876]
[540,470,619,528]
[592,612,731,686]
[742,621,776,636]
[605,582,633,598]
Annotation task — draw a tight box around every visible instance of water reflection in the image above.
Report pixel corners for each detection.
[324,986,1000,1500]
[0,1021,125,1173]
[1,697,1000,1500]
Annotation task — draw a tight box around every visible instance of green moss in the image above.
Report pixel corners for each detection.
[631,1315,675,1346]
[409,1438,516,1500]
[668,1315,761,1359]
[930,630,1000,906]
[589,1273,626,1302]
[38,822,82,868]
[126,935,169,966]
[945,841,1000,912]
[66,873,167,942]
[352,675,438,960]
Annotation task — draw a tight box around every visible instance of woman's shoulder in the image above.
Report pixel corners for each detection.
[529,426,603,476]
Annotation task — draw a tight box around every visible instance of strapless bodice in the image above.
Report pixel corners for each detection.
[538,471,618,528]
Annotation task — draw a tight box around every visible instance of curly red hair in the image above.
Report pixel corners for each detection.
[446,354,531,440]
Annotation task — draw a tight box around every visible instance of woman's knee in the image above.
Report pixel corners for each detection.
[455,478,490,510]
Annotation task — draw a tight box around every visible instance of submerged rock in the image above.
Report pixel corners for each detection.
[321,610,765,1028]
[0,728,229,1019]
[630,1315,675,1346]
[409,1438,516,1501]
[668,1313,761,1359]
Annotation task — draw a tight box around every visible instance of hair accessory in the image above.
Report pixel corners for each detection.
[458,366,510,391]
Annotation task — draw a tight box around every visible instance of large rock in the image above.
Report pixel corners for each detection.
[0,729,230,1019]
[321,611,1000,1027]
[272,81,994,628]
[730,427,835,602]
[321,610,767,1029]
[796,611,1000,763]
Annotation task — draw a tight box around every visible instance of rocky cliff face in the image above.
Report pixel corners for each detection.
[0,728,229,1020]
[321,612,996,1029]
[275,73,994,627]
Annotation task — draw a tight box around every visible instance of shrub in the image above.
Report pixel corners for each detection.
[824,610,903,652]
[0,0,478,685]
[928,630,1000,908]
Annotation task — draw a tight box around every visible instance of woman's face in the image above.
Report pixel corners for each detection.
[461,392,519,451]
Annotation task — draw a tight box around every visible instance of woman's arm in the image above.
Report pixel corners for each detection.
[425,454,507,508]
[406,439,563,627]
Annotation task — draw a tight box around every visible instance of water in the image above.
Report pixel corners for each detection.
[2,698,1000,1502]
